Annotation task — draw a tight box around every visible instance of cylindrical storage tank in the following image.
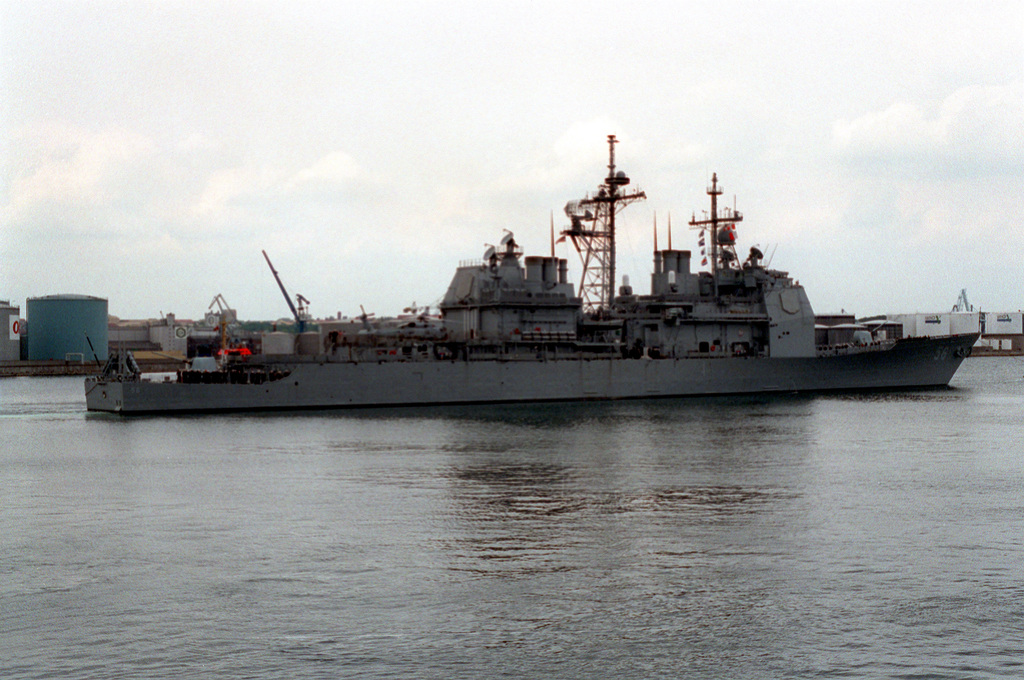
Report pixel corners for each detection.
[26,294,108,361]
[827,324,866,346]
[814,325,829,346]
[524,256,544,282]
[296,332,319,356]
[262,331,295,355]
[1,301,20,361]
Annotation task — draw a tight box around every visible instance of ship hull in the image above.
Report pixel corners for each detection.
[84,334,977,414]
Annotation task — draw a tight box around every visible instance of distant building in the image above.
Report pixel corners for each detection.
[1,300,20,361]
[979,312,1023,353]
[109,313,189,356]
[885,310,1021,355]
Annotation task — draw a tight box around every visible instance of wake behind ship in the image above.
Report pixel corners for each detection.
[85,137,976,414]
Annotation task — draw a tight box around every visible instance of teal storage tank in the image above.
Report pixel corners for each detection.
[26,295,108,361]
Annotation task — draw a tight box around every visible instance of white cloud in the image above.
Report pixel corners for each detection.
[283,151,362,191]
[3,123,155,222]
[833,102,942,154]
[832,81,1024,174]
[192,166,277,220]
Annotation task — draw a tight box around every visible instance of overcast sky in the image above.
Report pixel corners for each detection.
[2,1,1022,321]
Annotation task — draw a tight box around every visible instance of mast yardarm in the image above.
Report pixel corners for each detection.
[688,172,744,298]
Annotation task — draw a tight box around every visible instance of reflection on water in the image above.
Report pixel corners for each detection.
[443,452,793,577]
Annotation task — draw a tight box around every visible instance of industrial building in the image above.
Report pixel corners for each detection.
[977,312,1024,353]
[812,310,1022,355]
[107,311,262,359]
[108,313,189,356]
[883,312,982,338]
[1,300,21,361]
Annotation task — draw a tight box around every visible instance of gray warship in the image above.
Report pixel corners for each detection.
[85,136,976,414]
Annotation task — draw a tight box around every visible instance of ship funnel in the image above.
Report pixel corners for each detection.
[664,251,678,273]
[525,256,543,281]
[542,257,556,283]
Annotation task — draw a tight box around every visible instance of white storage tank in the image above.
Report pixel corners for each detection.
[262,331,295,355]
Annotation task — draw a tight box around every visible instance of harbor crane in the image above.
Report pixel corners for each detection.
[207,293,239,351]
[262,250,310,333]
[952,289,974,312]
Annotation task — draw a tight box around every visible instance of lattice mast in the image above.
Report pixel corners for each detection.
[562,135,646,313]
[688,172,743,298]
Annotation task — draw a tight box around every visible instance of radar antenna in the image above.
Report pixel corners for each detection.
[561,135,646,313]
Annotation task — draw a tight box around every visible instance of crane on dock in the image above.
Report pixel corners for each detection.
[262,250,310,333]
[952,289,975,312]
[207,294,239,352]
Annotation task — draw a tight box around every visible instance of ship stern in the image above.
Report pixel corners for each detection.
[84,379,125,413]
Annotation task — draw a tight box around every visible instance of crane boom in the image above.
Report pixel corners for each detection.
[262,250,305,333]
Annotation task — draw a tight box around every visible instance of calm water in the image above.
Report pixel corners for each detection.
[2,358,1023,679]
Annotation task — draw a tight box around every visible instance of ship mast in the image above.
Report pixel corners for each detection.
[562,135,646,313]
[688,173,743,298]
